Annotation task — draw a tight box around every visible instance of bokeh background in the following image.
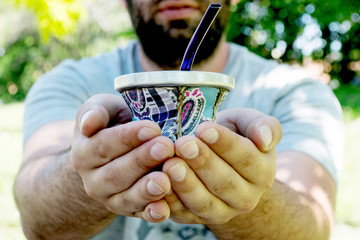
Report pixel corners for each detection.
[0,0,359,239]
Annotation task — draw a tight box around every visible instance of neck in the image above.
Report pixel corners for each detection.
[139,36,229,73]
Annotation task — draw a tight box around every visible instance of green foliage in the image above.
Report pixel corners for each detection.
[0,25,135,103]
[333,84,360,121]
[0,1,135,104]
[0,32,41,103]
[227,0,360,84]
[9,0,85,41]
[1,0,359,104]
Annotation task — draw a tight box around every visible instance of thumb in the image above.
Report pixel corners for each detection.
[216,108,282,152]
[76,94,132,137]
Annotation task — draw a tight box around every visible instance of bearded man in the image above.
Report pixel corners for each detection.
[14,0,343,239]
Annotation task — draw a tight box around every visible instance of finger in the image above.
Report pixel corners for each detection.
[215,108,282,152]
[172,136,264,211]
[87,135,174,196]
[162,158,237,223]
[72,120,166,170]
[164,189,203,224]
[138,200,170,223]
[76,94,132,137]
[106,172,171,221]
[195,125,276,188]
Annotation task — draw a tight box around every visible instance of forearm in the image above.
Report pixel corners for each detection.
[207,180,330,240]
[14,149,116,239]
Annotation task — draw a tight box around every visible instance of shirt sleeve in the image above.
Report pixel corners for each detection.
[22,49,122,143]
[23,60,88,143]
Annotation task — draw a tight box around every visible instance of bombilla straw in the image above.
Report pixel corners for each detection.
[180,3,222,71]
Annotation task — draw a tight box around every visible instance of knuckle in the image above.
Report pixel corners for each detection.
[171,208,186,218]
[107,194,134,215]
[71,156,83,171]
[84,184,99,200]
[254,155,268,173]
[106,203,123,215]
[238,198,258,214]
[93,140,110,159]
[219,138,238,156]
[213,180,234,195]
[233,154,252,171]
[102,165,124,189]
[71,141,87,171]
[105,205,117,214]
[132,154,153,172]
[263,172,276,189]
[259,156,276,188]
[118,195,133,211]
[194,199,215,215]
[264,179,274,189]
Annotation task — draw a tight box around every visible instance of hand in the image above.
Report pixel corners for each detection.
[71,94,175,223]
[162,108,282,224]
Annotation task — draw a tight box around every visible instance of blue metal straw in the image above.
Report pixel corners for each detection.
[180,3,222,71]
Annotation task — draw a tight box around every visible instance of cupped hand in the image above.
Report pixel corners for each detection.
[162,108,282,224]
[71,94,175,222]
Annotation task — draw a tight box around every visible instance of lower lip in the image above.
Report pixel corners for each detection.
[157,7,199,20]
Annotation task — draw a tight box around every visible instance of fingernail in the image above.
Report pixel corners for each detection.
[80,110,93,133]
[259,125,272,148]
[150,142,171,161]
[179,140,199,159]
[169,163,187,182]
[147,180,165,195]
[138,127,159,141]
[200,128,219,144]
[150,209,163,219]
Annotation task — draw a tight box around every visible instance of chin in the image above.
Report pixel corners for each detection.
[156,17,202,39]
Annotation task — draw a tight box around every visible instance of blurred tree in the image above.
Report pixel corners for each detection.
[0,0,133,103]
[1,0,359,103]
[0,31,41,103]
[227,0,360,84]
[9,0,86,41]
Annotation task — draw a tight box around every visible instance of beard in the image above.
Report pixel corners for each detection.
[126,0,231,69]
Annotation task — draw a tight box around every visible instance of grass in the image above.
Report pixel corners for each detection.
[333,84,360,227]
[0,102,25,239]
[335,117,360,225]
[1,90,360,239]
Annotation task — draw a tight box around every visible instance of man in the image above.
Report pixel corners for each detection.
[14,0,344,239]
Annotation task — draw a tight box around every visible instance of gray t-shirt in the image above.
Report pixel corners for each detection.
[23,41,344,239]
